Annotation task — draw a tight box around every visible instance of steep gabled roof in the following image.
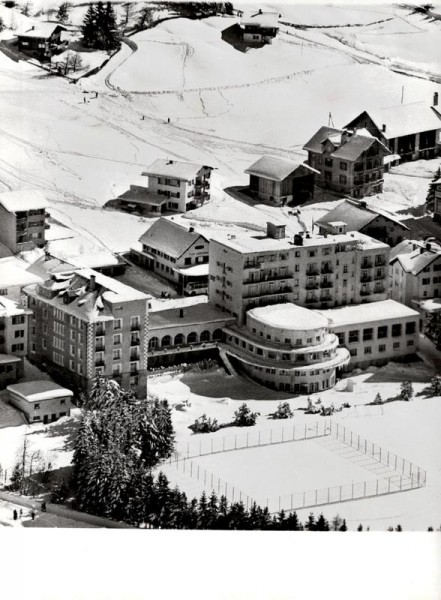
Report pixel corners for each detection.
[139,218,208,259]
[18,24,66,39]
[245,155,318,182]
[142,159,212,181]
[317,200,409,232]
[346,102,441,140]
[391,247,441,275]
[302,126,389,160]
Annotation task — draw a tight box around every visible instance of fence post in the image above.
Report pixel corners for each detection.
[357,435,360,451]
[364,439,367,454]
[350,431,353,446]
[225,483,228,496]
[351,482,354,500]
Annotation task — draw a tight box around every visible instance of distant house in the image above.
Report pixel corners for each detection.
[240,11,280,44]
[303,127,390,198]
[389,239,441,307]
[131,218,210,295]
[345,94,441,162]
[117,159,214,215]
[0,190,48,254]
[17,24,68,60]
[245,156,318,206]
[315,199,410,247]
[7,381,73,424]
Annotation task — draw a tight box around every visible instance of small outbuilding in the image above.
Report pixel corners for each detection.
[7,381,73,424]
[245,156,318,206]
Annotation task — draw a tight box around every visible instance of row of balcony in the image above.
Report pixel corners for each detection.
[96,339,140,351]
[243,286,293,300]
[96,356,140,366]
[243,272,292,285]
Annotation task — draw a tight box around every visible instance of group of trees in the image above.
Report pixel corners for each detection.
[155,2,234,19]
[82,1,120,51]
[71,378,174,520]
[190,402,259,434]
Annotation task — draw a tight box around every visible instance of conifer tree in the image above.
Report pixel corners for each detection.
[56,2,71,23]
[82,3,97,48]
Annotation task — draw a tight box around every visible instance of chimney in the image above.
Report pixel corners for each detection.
[382,124,386,132]
[420,247,425,254]
[360,201,367,209]
[293,233,303,246]
[179,308,184,318]
[189,226,195,233]
[434,92,439,107]
[89,274,96,291]
[426,242,432,251]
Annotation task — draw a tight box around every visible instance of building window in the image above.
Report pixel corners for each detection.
[363,328,373,341]
[339,175,347,184]
[113,334,122,345]
[350,348,357,356]
[405,322,416,335]
[34,403,40,410]
[340,161,347,171]
[325,158,333,168]
[14,330,25,338]
[113,349,121,361]
[364,346,372,355]
[112,364,121,377]
[379,344,386,353]
[392,324,402,337]
[393,342,400,349]
[348,330,359,343]
[114,319,122,330]
[12,315,25,325]
[407,340,414,347]
[378,325,388,339]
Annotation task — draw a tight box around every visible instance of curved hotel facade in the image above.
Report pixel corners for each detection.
[224,303,350,394]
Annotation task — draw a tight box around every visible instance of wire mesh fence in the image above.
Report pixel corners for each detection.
[329,421,427,488]
[171,419,332,461]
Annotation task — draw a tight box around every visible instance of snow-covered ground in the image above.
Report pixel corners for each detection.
[149,359,441,530]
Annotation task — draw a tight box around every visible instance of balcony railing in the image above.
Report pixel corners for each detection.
[360,289,371,296]
[95,358,105,367]
[243,286,293,299]
[306,269,319,276]
[131,323,141,331]
[95,343,105,351]
[375,258,386,267]
[320,281,333,289]
[374,272,385,280]
[361,261,373,269]
[360,275,372,283]
[244,273,291,285]
[305,297,318,304]
[130,338,140,346]
[95,327,105,336]
[321,266,333,274]
[305,282,319,290]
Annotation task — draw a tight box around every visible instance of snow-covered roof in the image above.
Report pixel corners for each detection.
[363,103,441,140]
[315,300,419,328]
[393,247,441,275]
[241,11,279,28]
[414,298,441,313]
[149,302,234,330]
[18,24,66,39]
[212,228,387,254]
[303,126,390,160]
[248,303,329,331]
[245,156,319,182]
[0,354,21,365]
[142,159,212,181]
[118,186,169,207]
[0,189,46,214]
[139,218,208,259]
[7,381,73,403]
[316,200,409,232]
[0,257,43,288]
[0,297,31,318]
[25,268,149,323]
